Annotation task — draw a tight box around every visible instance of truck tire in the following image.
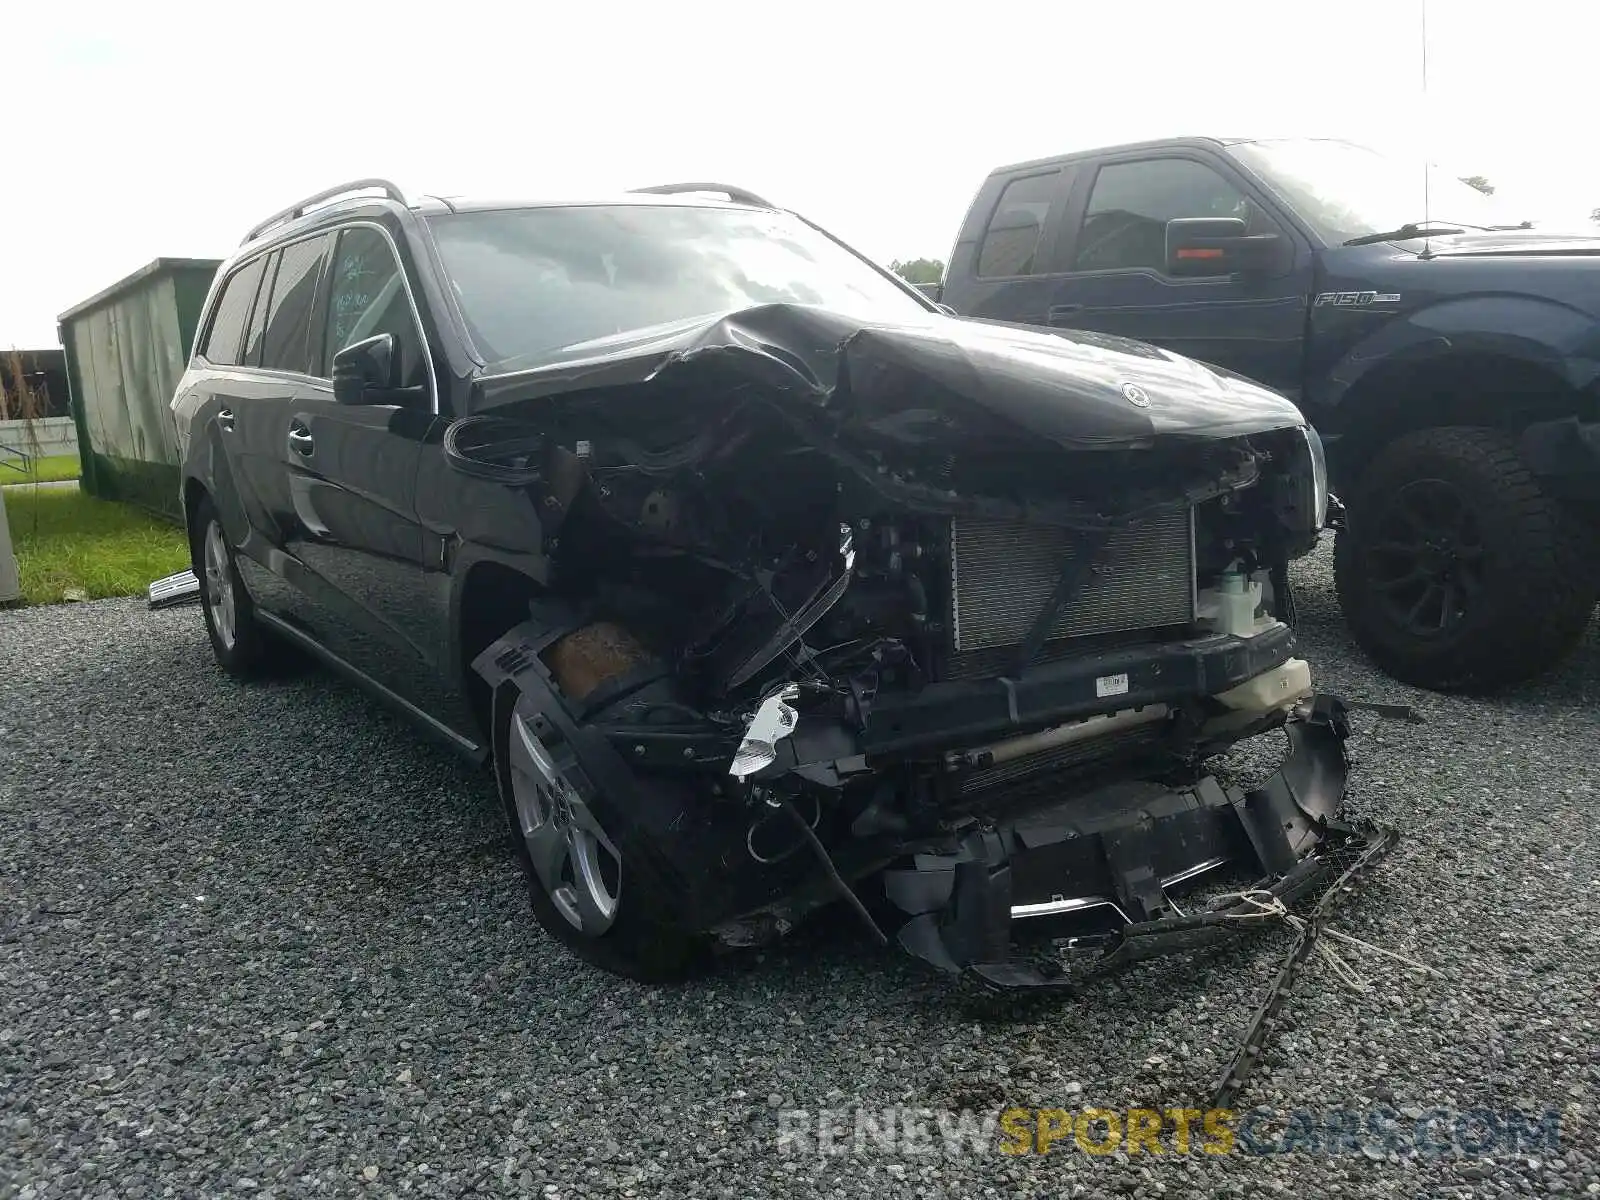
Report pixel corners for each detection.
[1335,426,1596,691]
[193,493,269,678]
[491,624,708,983]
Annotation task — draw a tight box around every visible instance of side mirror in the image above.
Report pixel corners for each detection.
[1165,217,1288,278]
[332,334,399,405]
[913,280,945,304]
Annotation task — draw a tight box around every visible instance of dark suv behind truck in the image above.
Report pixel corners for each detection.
[940,137,1600,691]
[167,178,1374,988]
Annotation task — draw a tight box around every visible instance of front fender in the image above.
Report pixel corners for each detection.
[444,540,553,702]
[1313,294,1600,417]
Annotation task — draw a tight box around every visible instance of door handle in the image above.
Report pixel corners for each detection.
[1048,303,1084,323]
[287,424,314,456]
[217,407,235,431]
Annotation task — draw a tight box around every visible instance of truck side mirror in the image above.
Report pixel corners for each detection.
[1165,217,1287,278]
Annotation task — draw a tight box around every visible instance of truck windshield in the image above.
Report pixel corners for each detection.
[1229,138,1527,245]
[425,204,927,368]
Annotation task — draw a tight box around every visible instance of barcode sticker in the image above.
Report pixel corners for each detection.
[1095,672,1130,698]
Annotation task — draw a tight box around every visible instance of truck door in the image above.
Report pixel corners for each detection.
[1044,152,1311,398]
[939,165,1079,326]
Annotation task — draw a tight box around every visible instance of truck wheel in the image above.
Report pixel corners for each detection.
[492,625,708,983]
[194,494,268,677]
[1335,426,1597,691]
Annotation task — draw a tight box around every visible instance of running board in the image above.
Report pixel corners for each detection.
[148,569,201,609]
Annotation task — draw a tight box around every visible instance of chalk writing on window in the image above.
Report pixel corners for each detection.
[328,242,391,350]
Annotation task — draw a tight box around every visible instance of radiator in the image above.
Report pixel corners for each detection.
[948,510,1195,655]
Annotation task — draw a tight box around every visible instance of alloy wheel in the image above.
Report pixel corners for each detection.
[203,519,237,650]
[508,712,621,936]
[1363,478,1487,638]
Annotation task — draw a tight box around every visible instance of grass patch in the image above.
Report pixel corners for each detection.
[0,453,82,484]
[3,488,189,605]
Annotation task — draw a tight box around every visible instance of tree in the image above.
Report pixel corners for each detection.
[1459,175,1495,195]
[890,258,945,286]
[1590,207,1600,224]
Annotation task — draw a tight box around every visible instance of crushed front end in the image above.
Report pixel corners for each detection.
[465,305,1378,986]
[707,483,1372,988]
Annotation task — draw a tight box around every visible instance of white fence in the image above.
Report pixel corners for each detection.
[0,416,79,461]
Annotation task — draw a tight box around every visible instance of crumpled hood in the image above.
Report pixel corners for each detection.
[471,303,1307,450]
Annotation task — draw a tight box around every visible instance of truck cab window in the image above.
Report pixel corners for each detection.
[977,172,1060,278]
[1075,159,1265,274]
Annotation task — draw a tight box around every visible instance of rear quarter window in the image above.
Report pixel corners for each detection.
[200,258,267,366]
[977,171,1062,278]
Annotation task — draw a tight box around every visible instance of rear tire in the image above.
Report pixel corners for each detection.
[193,494,268,678]
[492,624,708,983]
[1335,426,1596,691]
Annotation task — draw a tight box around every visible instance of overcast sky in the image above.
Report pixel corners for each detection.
[4,0,1597,348]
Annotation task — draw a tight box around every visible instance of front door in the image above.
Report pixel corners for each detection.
[1045,153,1312,398]
[280,224,439,707]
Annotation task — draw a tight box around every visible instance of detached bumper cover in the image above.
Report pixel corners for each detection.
[884,694,1385,990]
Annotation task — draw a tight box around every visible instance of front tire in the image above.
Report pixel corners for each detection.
[491,626,708,983]
[1335,426,1596,691]
[194,494,268,678]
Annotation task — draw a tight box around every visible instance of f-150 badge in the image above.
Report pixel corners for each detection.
[1314,291,1402,307]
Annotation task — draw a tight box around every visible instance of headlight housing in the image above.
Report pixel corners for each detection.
[1300,423,1329,530]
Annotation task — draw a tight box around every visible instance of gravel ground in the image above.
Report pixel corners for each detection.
[3,541,1598,1198]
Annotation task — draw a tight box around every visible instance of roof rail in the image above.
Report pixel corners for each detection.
[628,181,776,209]
[243,178,408,245]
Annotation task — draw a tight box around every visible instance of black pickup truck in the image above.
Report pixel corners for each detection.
[938,136,1600,691]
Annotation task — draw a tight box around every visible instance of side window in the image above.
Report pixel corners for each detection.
[1073,158,1266,274]
[241,252,279,367]
[261,235,331,375]
[977,171,1060,278]
[323,227,423,385]
[200,258,266,366]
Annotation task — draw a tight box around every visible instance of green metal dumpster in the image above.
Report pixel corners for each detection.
[57,258,221,524]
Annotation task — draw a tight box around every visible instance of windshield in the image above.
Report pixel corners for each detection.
[1229,138,1528,244]
[426,204,927,368]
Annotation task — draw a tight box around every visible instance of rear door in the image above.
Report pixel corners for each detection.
[279,223,439,706]
[939,166,1079,325]
[188,254,305,617]
[1043,152,1312,397]
[233,236,341,639]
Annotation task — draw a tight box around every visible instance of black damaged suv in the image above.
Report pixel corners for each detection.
[172,178,1375,985]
